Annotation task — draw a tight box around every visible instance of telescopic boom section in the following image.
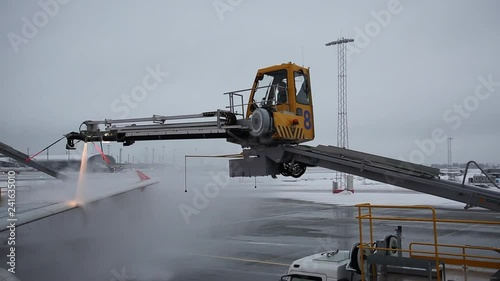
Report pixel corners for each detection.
[63,62,500,212]
[65,111,246,149]
[65,63,316,149]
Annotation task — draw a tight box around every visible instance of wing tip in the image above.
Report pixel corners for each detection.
[136,170,151,181]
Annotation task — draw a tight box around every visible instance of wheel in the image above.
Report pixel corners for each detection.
[280,162,306,178]
[279,164,291,177]
[250,108,272,138]
[347,242,361,274]
[290,163,306,178]
[385,235,398,256]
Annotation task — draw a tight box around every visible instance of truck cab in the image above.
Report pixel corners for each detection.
[280,250,361,281]
[246,63,315,144]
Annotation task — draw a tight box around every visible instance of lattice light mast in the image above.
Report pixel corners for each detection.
[326,37,354,190]
[447,137,455,181]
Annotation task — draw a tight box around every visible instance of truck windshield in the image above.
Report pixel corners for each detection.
[253,70,287,107]
[281,274,322,281]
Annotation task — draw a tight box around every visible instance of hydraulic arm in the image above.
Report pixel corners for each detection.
[66,63,316,149]
[64,62,500,212]
[65,111,247,148]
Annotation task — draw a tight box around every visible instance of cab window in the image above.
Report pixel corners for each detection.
[295,71,310,105]
[252,70,287,108]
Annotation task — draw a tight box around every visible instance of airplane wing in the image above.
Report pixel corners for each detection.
[0,170,158,231]
[184,152,244,158]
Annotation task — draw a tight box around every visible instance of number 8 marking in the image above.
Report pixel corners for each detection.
[304,110,312,130]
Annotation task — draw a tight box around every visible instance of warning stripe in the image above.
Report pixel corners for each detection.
[277,126,284,138]
[277,125,286,139]
[277,125,304,140]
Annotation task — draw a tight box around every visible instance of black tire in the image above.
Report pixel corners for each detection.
[250,108,271,138]
[385,235,398,256]
[348,242,361,275]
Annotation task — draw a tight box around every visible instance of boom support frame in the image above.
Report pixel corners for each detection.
[229,145,500,212]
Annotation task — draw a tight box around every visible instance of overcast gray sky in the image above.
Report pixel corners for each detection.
[1,0,499,165]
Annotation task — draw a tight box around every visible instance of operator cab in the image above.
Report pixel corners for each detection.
[249,69,288,112]
[246,63,314,144]
[247,64,311,116]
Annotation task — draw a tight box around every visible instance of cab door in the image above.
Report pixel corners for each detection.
[290,68,314,141]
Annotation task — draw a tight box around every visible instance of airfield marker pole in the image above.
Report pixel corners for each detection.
[25,136,65,162]
[184,155,187,192]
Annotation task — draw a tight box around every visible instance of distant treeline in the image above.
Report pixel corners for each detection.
[431,163,499,169]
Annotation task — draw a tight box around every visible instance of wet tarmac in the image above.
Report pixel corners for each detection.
[0,168,498,281]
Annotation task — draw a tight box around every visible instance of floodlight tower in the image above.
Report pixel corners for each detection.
[326,37,354,191]
[447,137,452,169]
[447,137,455,181]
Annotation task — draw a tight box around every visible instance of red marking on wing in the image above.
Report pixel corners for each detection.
[92,143,111,164]
[136,170,151,181]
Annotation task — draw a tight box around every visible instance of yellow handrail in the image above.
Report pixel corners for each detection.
[355,203,500,281]
[356,204,441,281]
[409,242,500,269]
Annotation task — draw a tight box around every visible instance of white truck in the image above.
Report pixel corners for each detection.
[280,249,361,281]
[281,233,404,281]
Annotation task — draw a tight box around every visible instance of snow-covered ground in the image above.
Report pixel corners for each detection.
[3,165,497,211]
[218,166,498,211]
